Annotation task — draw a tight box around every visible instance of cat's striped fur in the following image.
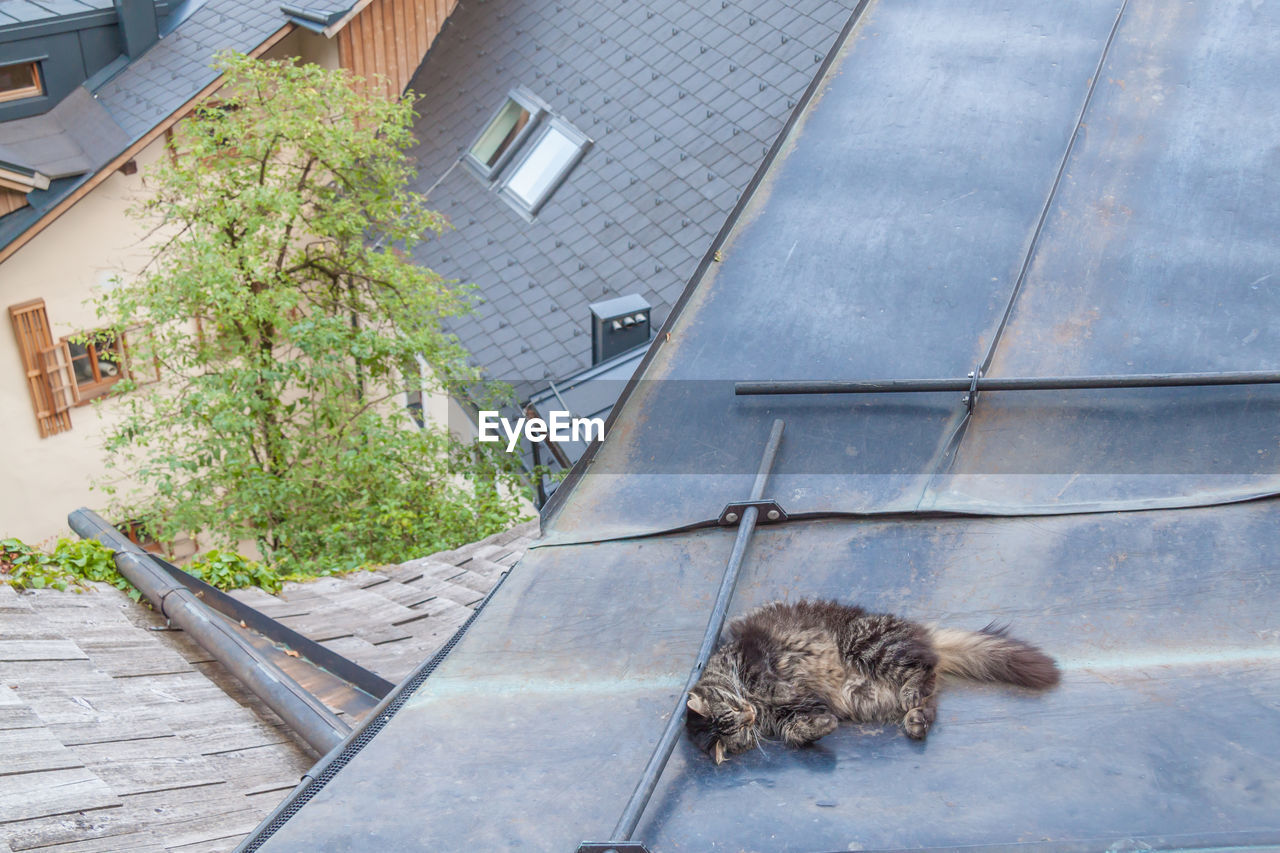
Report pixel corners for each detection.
[685,599,1059,763]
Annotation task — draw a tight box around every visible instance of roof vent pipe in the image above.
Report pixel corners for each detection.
[114,0,159,58]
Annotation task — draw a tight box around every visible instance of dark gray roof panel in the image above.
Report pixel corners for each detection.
[0,86,127,176]
[405,0,858,394]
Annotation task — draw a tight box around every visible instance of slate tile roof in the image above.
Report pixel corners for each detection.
[1,520,537,852]
[405,0,858,397]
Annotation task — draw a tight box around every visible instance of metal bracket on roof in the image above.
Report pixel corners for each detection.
[718,499,788,526]
[962,369,981,413]
[575,844,652,853]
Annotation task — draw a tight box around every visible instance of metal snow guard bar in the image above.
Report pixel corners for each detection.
[69,507,393,754]
[735,369,1280,396]
[579,419,786,853]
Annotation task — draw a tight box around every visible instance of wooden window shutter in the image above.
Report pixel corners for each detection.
[8,299,72,437]
[41,341,79,414]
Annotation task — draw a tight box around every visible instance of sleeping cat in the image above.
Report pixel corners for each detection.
[685,599,1059,764]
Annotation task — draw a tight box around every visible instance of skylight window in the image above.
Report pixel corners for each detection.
[466,89,543,179]
[498,118,591,216]
[0,61,43,104]
[466,89,591,218]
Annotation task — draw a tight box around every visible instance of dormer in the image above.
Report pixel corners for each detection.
[0,0,172,122]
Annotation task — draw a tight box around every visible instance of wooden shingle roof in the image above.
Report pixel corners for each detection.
[0,520,536,852]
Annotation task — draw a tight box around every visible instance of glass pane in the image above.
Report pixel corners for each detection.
[67,340,94,385]
[0,62,38,94]
[95,335,122,378]
[505,126,581,208]
[471,100,532,169]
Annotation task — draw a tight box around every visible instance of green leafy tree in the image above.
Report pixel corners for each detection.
[97,53,526,573]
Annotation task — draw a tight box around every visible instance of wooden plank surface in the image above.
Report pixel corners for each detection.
[3,809,162,853]
[0,768,119,824]
[203,742,310,793]
[0,726,84,776]
[0,684,43,731]
[122,788,271,852]
[0,640,90,661]
[72,738,223,796]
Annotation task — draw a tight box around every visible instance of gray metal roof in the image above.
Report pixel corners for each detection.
[405,0,859,397]
[0,87,127,178]
[240,0,1280,849]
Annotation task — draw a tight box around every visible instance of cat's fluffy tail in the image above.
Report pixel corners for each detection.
[927,623,1060,689]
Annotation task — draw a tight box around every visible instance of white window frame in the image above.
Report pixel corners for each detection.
[495,115,592,218]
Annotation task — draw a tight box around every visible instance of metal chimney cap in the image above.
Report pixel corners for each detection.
[589,293,650,319]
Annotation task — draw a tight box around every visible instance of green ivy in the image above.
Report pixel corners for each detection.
[184,550,284,595]
[0,537,129,596]
[0,537,284,597]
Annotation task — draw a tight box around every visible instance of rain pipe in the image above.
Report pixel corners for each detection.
[68,507,351,754]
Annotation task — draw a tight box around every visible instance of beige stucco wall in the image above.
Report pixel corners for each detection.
[264,28,341,69]
[0,139,169,545]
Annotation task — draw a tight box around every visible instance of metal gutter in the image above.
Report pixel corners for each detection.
[145,553,393,699]
[68,507,351,755]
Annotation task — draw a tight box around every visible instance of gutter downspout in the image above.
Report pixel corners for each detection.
[68,508,350,755]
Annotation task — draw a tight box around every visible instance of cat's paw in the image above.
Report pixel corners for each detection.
[783,713,839,746]
[902,708,931,740]
[810,713,839,739]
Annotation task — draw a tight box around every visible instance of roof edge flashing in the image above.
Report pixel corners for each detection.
[280,3,347,32]
[0,160,51,191]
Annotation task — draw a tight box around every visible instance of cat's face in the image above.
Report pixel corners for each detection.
[684,690,759,764]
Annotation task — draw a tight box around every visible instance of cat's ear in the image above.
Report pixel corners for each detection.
[713,741,726,765]
[686,693,709,716]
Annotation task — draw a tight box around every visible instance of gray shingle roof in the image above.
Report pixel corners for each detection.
[405,0,858,396]
[0,87,128,178]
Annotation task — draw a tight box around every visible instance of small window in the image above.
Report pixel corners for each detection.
[0,61,43,104]
[498,118,591,217]
[465,89,544,179]
[66,330,127,402]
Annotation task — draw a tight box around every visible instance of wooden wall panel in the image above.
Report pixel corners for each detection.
[0,188,28,217]
[338,0,458,98]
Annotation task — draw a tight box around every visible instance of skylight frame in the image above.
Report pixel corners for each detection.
[0,60,43,104]
[463,87,546,181]
[495,115,592,218]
